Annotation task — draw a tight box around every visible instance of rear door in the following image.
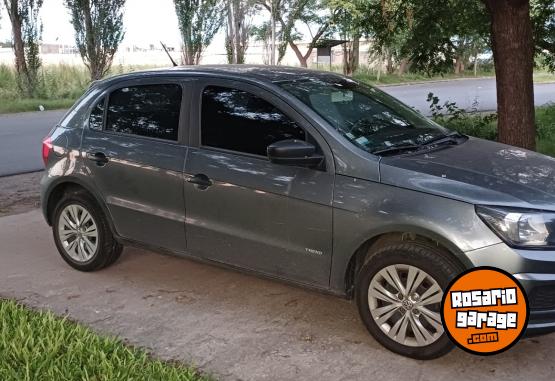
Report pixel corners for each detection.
[81,78,190,253]
[183,79,335,287]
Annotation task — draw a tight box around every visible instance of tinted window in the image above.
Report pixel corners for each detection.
[106,84,182,140]
[89,97,104,131]
[201,86,305,156]
[60,87,101,129]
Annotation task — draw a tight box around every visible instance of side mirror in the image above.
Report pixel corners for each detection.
[267,139,324,168]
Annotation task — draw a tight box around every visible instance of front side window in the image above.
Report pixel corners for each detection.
[201,86,305,156]
[106,84,182,141]
[89,97,104,131]
[278,77,451,154]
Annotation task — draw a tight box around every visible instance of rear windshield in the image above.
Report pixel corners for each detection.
[278,77,450,154]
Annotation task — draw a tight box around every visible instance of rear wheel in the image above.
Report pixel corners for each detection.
[52,190,122,271]
[355,242,463,359]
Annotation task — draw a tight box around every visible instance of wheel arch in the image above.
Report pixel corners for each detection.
[44,177,115,235]
[340,227,472,299]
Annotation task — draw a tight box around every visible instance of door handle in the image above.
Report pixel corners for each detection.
[187,173,213,190]
[86,152,109,166]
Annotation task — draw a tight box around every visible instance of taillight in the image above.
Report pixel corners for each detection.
[42,137,53,166]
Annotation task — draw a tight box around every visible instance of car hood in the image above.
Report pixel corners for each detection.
[379,137,555,210]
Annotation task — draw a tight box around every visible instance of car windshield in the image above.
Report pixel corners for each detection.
[277,76,451,154]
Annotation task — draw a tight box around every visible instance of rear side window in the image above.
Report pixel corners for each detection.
[106,84,182,141]
[201,86,305,156]
[89,97,104,131]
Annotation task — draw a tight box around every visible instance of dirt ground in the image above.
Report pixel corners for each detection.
[0,171,42,217]
[1,174,555,380]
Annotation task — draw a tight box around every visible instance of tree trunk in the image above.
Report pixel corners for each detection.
[484,0,535,150]
[352,36,360,73]
[289,42,308,67]
[6,0,31,96]
[473,49,479,76]
[270,2,276,65]
[398,58,410,76]
[454,57,462,74]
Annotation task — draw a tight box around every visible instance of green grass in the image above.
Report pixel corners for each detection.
[536,104,555,156]
[353,69,497,85]
[0,98,75,113]
[0,63,160,114]
[0,299,210,381]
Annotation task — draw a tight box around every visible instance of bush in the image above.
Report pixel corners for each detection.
[426,93,555,156]
[426,92,498,140]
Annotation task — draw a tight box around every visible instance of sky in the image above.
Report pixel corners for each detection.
[0,0,191,48]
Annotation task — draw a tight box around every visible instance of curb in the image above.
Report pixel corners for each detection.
[377,77,555,88]
[0,169,43,178]
[377,76,496,87]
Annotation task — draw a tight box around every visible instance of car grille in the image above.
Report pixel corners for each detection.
[529,286,555,310]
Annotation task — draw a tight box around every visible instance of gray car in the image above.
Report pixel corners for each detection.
[40,66,555,359]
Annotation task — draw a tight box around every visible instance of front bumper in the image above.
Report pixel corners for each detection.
[465,243,555,334]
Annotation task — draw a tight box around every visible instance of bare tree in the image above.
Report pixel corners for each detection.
[174,0,225,65]
[226,0,252,64]
[65,0,126,81]
[3,0,43,97]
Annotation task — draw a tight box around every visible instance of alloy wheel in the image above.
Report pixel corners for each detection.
[368,264,444,347]
[57,204,98,262]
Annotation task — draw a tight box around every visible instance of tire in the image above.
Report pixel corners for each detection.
[52,189,123,272]
[355,241,464,359]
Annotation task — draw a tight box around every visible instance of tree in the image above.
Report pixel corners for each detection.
[65,0,126,81]
[286,0,334,67]
[364,0,539,150]
[329,0,365,76]
[257,0,330,66]
[225,0,252,64]
[3,0,43,97]
[174,0,225,65]
[251,21,273,64]
[255,0,280,64]
[484,0,535,150]
[532,0,555,72]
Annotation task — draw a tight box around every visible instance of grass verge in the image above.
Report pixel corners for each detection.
[0,299,210,381]
[436,103,555,157]
[0,98,75,114]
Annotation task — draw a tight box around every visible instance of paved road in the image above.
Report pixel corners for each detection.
[0,110,66,176]
[1,79,554,177]
[1,210,554,381]
[384,78,555,113]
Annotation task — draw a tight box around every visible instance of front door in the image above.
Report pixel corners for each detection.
[184,80,334,287]
[81,79,188,253]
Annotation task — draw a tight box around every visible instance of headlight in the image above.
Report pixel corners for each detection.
[476,206,555,249]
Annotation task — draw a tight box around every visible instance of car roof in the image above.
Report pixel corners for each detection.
[94,65,347,88]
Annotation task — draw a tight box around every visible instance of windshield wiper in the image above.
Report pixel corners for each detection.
[422,132,465,147]
[371,143,423,156]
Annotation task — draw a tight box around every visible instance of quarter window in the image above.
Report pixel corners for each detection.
[89,97,105,131]
[201,86,305,156]
[106,84,182,141]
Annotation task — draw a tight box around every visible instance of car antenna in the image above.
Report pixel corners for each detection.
[160,41,178,67]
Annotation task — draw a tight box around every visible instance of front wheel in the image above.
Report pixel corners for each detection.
[52,190,122,271]
[355,242,463,359]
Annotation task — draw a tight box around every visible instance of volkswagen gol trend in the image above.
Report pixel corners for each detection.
[40,66,555,358]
